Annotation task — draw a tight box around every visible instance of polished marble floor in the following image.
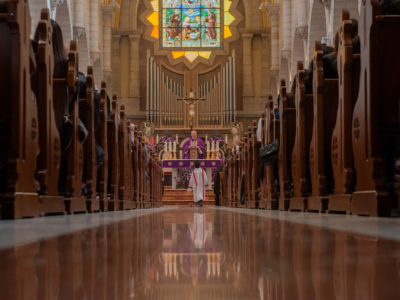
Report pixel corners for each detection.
[1,206,400,299]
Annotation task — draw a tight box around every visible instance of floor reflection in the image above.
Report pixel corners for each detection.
[0,207,400,299]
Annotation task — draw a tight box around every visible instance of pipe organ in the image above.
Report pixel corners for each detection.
[145,50,237,128]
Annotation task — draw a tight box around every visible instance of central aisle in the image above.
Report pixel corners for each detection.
[1,206,400,299]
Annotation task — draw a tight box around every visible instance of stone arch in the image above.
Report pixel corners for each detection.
[55,0,73,46]
[77,35,90,74]
[291,29,304,89]
[241,0,253,28]
[332,0,359,32]
[306,0,327,68]
[29,0,50,38]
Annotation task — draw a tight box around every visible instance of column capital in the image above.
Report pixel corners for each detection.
[50,0,64,11]
[102,4,116,22]
[281,49,291,62]
[261,34,270,43]
[296,25,308,40]
[90,52,100,65]
[270,69,279,79]
[73,26,85,40]
[318,0,331,8]
[103,70,112,81]
[266,4,280,20]
[129,34,141,42]
[241,33,253,44]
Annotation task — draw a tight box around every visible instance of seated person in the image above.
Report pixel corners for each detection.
[183,130,205,159]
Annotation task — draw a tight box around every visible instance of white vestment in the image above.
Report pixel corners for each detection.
[187,168,209,202]
[188,213,208,248]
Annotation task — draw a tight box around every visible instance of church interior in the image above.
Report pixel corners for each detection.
[1,0,400,298]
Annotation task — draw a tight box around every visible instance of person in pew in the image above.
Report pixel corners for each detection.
[188,161,209,207]
[380,0,400,14]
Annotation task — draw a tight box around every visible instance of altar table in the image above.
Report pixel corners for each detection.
[162,159,222,190]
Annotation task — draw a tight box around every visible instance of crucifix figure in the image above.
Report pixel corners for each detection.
[177,88,206,131]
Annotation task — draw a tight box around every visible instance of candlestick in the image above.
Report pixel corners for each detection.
[164,142,167,153]
[206,151,210,159]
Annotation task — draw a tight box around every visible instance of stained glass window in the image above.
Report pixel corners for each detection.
[161,0,222,49]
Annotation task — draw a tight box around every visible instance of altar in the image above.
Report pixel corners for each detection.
[162,159,222,190]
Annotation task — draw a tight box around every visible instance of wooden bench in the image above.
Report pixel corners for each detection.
[79,66,100,212]
[265,95,280,210]
[278,80,296,211]
[259,112,267,209]
[237,135,247,208]
[350,0,400,217]
[132,125,140,208]
[118,103,135,210]
[329,10,360,214]
[247,120,261,209]
[106,91,119,211]
[0,0,40,219]
[290,62,314,212]
[31,9,64,215]
[308,41,339,212]
[97,83,110,211]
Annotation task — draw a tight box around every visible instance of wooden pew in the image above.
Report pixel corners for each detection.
[225,149,233,207]
[0,0,40,218]
[31,9,64,215]
[248,120,261,209]
[308,41,339,212]
[137,131,145,208]
[290,62,314,212]
[132,125,140,208]
[238,135,247,208]
[144,140,151,208]
[79,66,99,212]
[244,127,252,208]
[96,83,109,211]
[63,42,86,214]
[259,112,267,209]
[265,96,280,210]
[278,80,296,211]
[351,0,400,217]
[329,10,360,214]
[118,104,135,210]
[106,91,119,211]
[220,159,228,207]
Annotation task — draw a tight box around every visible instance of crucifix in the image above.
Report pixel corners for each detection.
[177,88,206,131]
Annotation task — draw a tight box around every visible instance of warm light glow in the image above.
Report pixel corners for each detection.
[150,26,159,38]
[224,12,235,26]
[171,51,185,59]
[147,11,159,26]
[224,0,232,11]
[185,51,199,62]
[224,26,232,38]
[151,0,159,12]
[199,51,211,59]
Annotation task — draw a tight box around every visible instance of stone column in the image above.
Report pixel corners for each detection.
[50,0,64,20]
[129,31,142,113]
[261,34,271,100]
[241,33,254,106]
[296,0,308,40]
[112,35,121,96]
[102,4,116,81]
[73,0,85,41]
[89,0,100,65]
[281,0,292,82]
[266,4,280,94]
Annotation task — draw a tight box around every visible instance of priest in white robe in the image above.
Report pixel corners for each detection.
[187,161,209,207]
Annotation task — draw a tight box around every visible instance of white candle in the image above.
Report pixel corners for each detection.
[174,141,177,152]
[169,141,172,152]
[212,140,215,151]
[216,140,219,151]
[164,141,167,152]
[176,134,178,143]
[205,134,208,141]
[207,141,210,152]
[225,134,228,144]
[156,134,159,144]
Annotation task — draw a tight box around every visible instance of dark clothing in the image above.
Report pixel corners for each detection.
[214,165,223,206]
[380,0,400,15]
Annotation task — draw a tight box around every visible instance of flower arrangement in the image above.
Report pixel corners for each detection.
[208,130,226,149]
[158,130,176,151]
[176,167,194,189]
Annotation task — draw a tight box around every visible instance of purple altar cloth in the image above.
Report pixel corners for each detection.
[162,159,222,169]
